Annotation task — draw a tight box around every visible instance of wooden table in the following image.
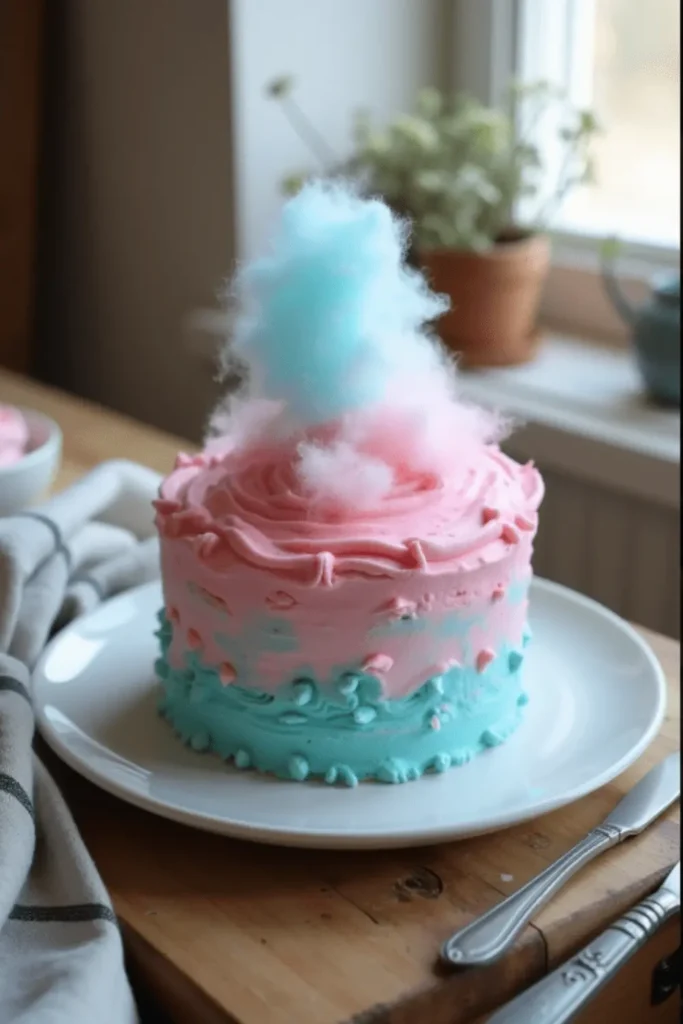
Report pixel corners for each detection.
[2,369,681,1024]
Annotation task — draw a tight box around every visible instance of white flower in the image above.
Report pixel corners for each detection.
[392,115,440,151]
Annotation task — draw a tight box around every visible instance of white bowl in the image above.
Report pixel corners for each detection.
[0,408,63,516]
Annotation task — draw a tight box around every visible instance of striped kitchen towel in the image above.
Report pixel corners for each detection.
[0,460,162,1023]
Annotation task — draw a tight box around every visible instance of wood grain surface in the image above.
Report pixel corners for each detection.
[1,369,680,1024]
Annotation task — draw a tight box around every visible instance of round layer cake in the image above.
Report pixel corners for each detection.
[153,441,543,785]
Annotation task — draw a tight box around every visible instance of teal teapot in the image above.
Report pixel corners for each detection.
[602,254,680,406]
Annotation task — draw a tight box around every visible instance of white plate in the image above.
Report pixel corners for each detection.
[33,578,666,849]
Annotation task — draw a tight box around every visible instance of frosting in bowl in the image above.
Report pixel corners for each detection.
[0,405,29,468]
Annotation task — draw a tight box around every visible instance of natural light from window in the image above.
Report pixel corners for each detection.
[556,0,680,249]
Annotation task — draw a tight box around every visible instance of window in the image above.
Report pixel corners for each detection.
[452,0,680,337]
[517,0,680,252]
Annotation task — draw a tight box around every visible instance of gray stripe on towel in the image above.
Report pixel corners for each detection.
[0,674,32,706]
[9,903,117,925]
[0,773,35,820]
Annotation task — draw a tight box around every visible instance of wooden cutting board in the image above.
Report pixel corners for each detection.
[2,369,681,1024]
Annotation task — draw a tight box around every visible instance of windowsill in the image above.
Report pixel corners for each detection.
[458,331,680,508]
[540,240,680,345]
[184,312,680,508]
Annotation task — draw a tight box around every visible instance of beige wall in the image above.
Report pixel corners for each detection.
[38,0,450,443]
[39,0,234,442]
[230,0,451,260]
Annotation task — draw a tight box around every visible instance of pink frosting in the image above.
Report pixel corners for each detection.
[155,441,543,698]
[156,443,543,582]
[0,405,29,468]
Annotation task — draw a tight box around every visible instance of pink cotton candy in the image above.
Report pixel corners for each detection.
[203,183,511,514]
[286,395,507,511]
[205,396,283,457]
[296,440,394,513]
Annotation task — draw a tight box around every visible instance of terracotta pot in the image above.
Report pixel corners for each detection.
[419,233,551,367]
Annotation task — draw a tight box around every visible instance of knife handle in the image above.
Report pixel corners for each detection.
[486,884,680,1024]
[442,825,623,967]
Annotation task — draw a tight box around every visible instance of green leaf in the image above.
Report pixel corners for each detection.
[579,109,600,134]
[266,75,295,99]
[414,169,448,193]
[360,131,391,159]
[281,172,307,196]
[451,165,501,205]
[600,235,622,263]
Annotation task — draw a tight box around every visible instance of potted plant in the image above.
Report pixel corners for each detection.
[268,78,599,367]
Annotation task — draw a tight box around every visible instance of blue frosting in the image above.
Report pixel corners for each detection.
[155,612,528,785]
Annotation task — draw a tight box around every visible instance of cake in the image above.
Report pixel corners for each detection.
[154,183,544,785]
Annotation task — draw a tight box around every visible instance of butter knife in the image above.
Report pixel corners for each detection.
[486,861,680,1024]
[442,751,680,968]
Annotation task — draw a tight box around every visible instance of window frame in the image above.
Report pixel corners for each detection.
[450,0,681,344]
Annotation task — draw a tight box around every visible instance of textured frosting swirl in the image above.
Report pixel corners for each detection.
[156,443,543,583]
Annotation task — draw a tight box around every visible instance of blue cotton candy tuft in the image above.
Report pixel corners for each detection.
[208,180,508,511]
[228,181,448,424]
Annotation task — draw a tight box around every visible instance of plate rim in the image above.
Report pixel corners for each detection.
[33,576,668,849]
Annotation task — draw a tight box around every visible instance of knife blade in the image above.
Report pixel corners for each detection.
[487,860,681,1024]
[442,751,680,968]
[601,750,681,835]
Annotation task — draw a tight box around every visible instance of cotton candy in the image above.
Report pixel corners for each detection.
[208,180,507,510]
